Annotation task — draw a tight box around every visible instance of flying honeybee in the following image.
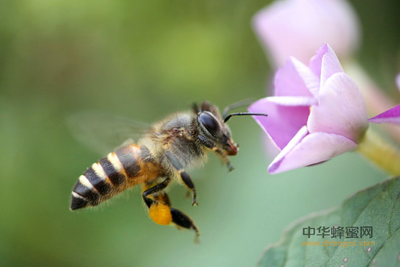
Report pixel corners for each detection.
[69,101,267,239]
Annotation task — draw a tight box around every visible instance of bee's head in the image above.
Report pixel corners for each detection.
[193,101,238,155]
[193,101,267,156]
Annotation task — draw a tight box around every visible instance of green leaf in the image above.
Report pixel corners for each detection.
[259,176,400,267]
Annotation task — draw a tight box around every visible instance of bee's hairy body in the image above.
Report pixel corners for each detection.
[70,101,244,240]
[71,112,207,209]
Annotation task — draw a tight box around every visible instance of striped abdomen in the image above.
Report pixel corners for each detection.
[70,144,160,210]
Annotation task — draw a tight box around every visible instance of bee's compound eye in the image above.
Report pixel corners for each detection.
[198,112,220,136]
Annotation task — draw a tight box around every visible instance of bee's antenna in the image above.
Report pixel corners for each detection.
[224,112,268,123]
[222,99,255,118]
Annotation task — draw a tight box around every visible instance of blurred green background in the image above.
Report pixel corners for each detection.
[1,0,399,266]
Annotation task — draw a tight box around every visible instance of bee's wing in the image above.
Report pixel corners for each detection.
[67,111,151,155]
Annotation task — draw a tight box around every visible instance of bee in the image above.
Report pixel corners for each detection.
[70,101,267,239]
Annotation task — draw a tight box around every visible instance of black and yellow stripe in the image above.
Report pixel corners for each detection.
[70,144,145,211]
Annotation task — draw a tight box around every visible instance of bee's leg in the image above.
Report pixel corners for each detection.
[170,207,200,243]
[154,191,171,207]
[156,192,200,241]
[142,178,173,226]
[198,135,234,172]
[165,151,198,206]
[198,134,215,149]
[142,178,171,209]
[142,184,200,241]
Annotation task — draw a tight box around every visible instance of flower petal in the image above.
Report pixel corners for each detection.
[308,44,329,78]
[308,72,368,143]
[249,98,310,150]
[308,44,344,88]
[368,104,400,125]
[396,73,400,92]
[252,0,360,67]
[274,57,318,97]
[266,96,317,106]
[268,128,358,174]
[269,125,309,170]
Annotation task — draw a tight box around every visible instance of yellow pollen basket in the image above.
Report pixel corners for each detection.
[149,203,172,225]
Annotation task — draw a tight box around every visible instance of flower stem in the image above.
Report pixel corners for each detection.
[357,130,400,176]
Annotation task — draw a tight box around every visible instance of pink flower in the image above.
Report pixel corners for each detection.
[368,74,400,125]
[249,44,368,174]
[253,0,360,67]
[397,74,400,91]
